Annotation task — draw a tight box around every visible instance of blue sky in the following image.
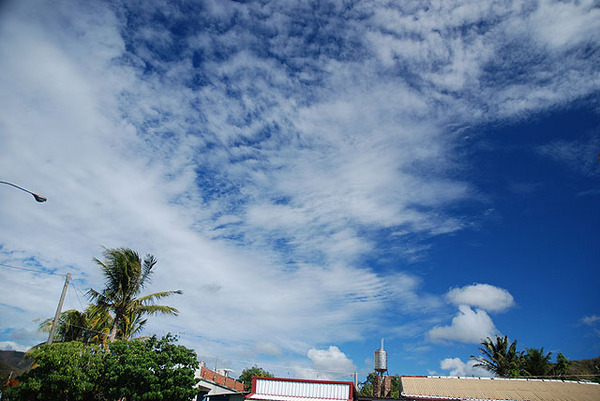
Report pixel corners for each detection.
[0,0,599,380]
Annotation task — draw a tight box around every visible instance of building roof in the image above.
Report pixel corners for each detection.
[246,377,356,401]
[196,365,246,394]
[399,376,600,401]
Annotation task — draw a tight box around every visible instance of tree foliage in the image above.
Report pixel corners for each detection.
[38,306,112,345]
[238,365,273,391]
[471,336,522,378]
[522,347,552,377]
[358,372,377,397]
[358,373,401,398]
[472,335,573,379]
[88,247,182,342]
[2,341,105,401]
[101,334,198,401]
[550,353,571,378]
[3,335,198,401]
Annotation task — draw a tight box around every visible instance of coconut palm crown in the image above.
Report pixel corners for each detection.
[87,247,182,342]
[471,335,522,377]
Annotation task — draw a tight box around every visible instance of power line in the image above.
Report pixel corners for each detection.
[69,281,90,311]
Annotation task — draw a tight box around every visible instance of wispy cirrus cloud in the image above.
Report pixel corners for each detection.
[580,315,600,338]
[538,134,600,177]
[581,315,600,326]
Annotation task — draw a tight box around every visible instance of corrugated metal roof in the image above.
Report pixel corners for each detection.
[400,376,600,401]
[247,377,354,401]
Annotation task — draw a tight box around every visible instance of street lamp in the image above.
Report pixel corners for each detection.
[0,180,47,202]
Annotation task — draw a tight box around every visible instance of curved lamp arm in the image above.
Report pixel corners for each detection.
[0,180,47,202]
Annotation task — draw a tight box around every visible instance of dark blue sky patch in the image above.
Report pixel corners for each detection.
[192,49,206,68]
[194,166,242,203]
[271,195,292,206]
[229,126,273,149]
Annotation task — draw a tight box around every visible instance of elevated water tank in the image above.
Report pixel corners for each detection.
[374,338,387,373]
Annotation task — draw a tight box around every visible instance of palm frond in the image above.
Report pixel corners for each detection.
[138,304,180,316]
[137,290,183,303]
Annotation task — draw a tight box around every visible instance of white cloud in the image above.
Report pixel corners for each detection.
[581,315,600,326]
[440,357,493,377]
[427,305,499,344]
[529,0,600,49]
[446,284,515,312]
[295,346,356,380]
[0,341,32,352]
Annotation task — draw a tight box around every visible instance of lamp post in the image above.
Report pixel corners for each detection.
[0,180,47,202]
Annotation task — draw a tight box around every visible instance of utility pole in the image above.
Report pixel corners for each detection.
[47,272,71,345]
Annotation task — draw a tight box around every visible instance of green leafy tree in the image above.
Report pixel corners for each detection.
[358,373,400,398]
[3,341,105,401]
[238,365,273,391]
[522,347,552,377]
[471,335,522,377]
[358,372,378,396]
[102,334,199,401]
[87,247,182,342]
[4,335,198,401]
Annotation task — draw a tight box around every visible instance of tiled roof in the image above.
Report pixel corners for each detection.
[400,376,600,401]
[198,366,246,392]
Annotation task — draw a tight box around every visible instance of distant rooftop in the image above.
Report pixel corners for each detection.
[400,375,600,401]
[246,376,356,401]
[196,365,245,393]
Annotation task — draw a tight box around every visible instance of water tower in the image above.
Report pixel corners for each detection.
[374,338,387,375]
[373,339,390,397]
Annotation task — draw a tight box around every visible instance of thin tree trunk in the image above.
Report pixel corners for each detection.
[109,318,119,342]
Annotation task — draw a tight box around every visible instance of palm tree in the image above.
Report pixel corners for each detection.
[38,309,90,343]
[37,306,111,345]
[471,335,522,377]
[87,247,182,342]
[550,353,571,378]
[84,303,113,345]
[522,347,552,377]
